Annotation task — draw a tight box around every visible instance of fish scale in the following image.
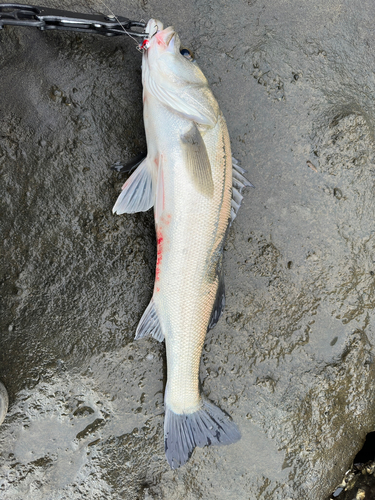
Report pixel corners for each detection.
[157,116,231,413]
[113,18,251,468]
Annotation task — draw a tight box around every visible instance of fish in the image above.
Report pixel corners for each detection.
[0,381,8,426]
[113,19,251,468]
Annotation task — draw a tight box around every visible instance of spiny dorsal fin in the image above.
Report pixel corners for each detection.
[230,157,253,223]
[181,126,214,197]
[135,297,164,342]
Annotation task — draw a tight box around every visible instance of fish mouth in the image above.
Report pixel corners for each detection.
[162,27,175,45]
[153,25,176,49]
[166,32,175,46]
[144,20,176,50]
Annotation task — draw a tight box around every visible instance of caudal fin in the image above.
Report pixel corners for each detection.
[164,398,240,469]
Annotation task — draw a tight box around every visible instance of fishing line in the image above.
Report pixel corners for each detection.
[95,0,145,49]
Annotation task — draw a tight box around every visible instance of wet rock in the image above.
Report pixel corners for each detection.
[1,0,375,499]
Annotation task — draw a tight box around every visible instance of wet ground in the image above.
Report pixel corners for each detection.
[1,0,375,499]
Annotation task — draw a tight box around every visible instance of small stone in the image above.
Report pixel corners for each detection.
[334,188,343,200]
[356,489,366,500]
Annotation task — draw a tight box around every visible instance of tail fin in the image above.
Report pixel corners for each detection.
[164,398,240,469]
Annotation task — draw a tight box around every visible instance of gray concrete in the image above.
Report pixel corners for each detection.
[0,1,375,498]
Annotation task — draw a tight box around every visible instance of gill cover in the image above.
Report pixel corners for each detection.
[143,20,219,127]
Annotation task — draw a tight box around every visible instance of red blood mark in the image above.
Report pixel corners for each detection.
[155,32,165,46]
[160,213,172,225]
[155,228,163,282]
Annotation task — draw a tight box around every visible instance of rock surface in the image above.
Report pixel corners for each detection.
[1,0,375,499]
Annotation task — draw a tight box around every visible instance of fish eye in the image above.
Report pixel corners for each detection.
[180,48,194,61]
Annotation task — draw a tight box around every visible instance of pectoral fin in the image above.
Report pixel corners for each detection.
[181,126,214,197]
[112,157,155,214]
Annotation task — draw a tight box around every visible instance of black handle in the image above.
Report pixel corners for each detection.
[0,3,146,37]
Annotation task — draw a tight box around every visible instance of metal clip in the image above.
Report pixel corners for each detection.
[0,3,146,37]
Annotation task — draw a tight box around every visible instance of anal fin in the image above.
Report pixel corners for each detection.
[135,297,164,342]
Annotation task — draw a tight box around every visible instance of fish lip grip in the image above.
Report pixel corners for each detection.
[0,3,146,37]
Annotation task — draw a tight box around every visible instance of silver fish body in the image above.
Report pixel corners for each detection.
[113,19,250,468]
[0,382,8,426]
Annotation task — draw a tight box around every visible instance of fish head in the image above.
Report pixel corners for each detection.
[142,19,219,128]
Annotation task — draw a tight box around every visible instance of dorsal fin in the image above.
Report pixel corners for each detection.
[230,157,253,223]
